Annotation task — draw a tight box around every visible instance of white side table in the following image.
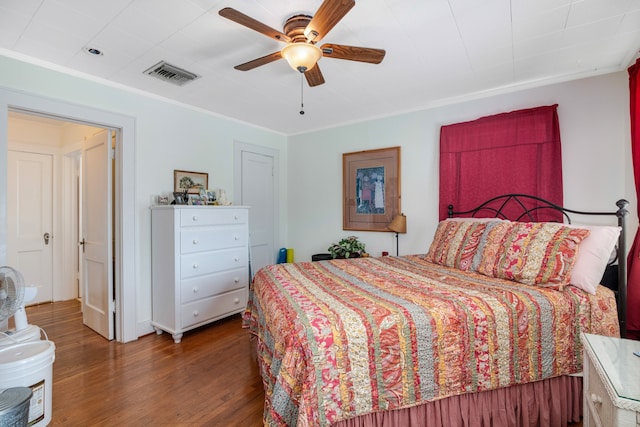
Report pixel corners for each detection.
[582,333,640,427]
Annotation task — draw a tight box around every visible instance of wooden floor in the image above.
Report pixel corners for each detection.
[25,300,264,426]
[24,300,583,427]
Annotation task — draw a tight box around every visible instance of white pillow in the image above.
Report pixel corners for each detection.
[566,224,621,294]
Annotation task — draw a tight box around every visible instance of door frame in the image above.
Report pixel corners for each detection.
[0,88,137,343]
[233,141,280,266]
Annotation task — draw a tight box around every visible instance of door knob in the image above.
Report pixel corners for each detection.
[44,232,50,245]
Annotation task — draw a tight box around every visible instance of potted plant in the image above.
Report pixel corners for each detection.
[328,236,367,259]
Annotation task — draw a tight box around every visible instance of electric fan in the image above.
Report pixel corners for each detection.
[0,266,41,347]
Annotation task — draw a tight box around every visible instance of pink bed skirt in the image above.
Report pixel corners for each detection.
[333,375,582,427]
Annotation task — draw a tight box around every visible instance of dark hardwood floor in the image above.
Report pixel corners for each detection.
[25,300,264,426]
[24,300,583,427]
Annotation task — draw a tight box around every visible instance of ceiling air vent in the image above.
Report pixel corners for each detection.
[143,61,199,86]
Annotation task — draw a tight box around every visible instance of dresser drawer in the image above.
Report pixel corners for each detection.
[586,353,616,426]
[181,288,247,328]
[181,248,247,279]
[180,227,247,254]
[180,268,247,304]
[180,208,247,227]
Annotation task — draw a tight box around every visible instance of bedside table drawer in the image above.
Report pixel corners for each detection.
[586,355,615,426]
[582,333,640,427]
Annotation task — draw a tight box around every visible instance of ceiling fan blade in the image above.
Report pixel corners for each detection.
[234,52,283,71]
[321,44,386,64]
[305,65,325,87]
[304,0,355,43]
[219,8,291,43]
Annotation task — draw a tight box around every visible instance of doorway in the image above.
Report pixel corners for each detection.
[0,88,137,342]
[7,112,116,339]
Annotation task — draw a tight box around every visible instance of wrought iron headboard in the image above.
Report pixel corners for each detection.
[448,193,630,338]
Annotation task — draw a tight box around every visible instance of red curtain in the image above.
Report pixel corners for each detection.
[626,58,640,340]
[439,105,563,221]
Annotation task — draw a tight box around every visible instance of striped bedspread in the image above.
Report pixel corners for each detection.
[243,255,619,426]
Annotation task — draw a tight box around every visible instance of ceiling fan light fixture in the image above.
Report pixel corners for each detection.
[281,43,322,73]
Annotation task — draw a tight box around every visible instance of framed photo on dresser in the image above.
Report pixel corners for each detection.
[172,192,188,205]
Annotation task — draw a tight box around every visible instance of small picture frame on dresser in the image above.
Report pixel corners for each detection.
[189,194,206,205]
[205,189,217,204]
[172,192,188,205]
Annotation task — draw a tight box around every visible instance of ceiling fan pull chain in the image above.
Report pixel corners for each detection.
[300,72,305,115]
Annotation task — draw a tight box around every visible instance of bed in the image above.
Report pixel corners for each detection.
[243,194,629,427]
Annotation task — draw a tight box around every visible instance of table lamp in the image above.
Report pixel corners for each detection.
[388,213,407,256]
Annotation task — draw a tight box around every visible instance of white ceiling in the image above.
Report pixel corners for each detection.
[1,0,639,135]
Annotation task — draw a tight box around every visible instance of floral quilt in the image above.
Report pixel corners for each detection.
[243,255,619,426]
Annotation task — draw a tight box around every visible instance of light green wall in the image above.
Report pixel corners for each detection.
[288,71,636,262]
[0,54,288,334]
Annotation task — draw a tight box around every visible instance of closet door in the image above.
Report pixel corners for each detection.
[241,150,275,276]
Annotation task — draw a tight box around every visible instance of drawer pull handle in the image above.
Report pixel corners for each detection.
[193,287,199,294]
[590,393,602,405]
[234,277,239,283]
[193,310,199,317]
[234,298,240,304]
[192,215,198,221]
[234,257,239,262]
[234,235,239,240]
[193,263,199,269]
[234,215,239,220]
[192,239,198,245]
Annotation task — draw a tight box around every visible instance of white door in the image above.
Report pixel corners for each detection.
[241,150,275,277]
[81,130,114,340]
[7,151,54,304]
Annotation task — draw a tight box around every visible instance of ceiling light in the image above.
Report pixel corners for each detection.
[84,47,103,56]
[281,43,322,73]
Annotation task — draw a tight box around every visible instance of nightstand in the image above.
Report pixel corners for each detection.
[582,333,640,427]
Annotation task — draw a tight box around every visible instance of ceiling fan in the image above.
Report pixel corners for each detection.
[218,0,386,87]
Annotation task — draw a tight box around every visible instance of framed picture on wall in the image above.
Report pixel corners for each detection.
[343,147,401,231]
[174,170,208,194]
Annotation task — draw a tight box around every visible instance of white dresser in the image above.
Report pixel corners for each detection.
[582,333,640,427]
[151,205,250,343]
